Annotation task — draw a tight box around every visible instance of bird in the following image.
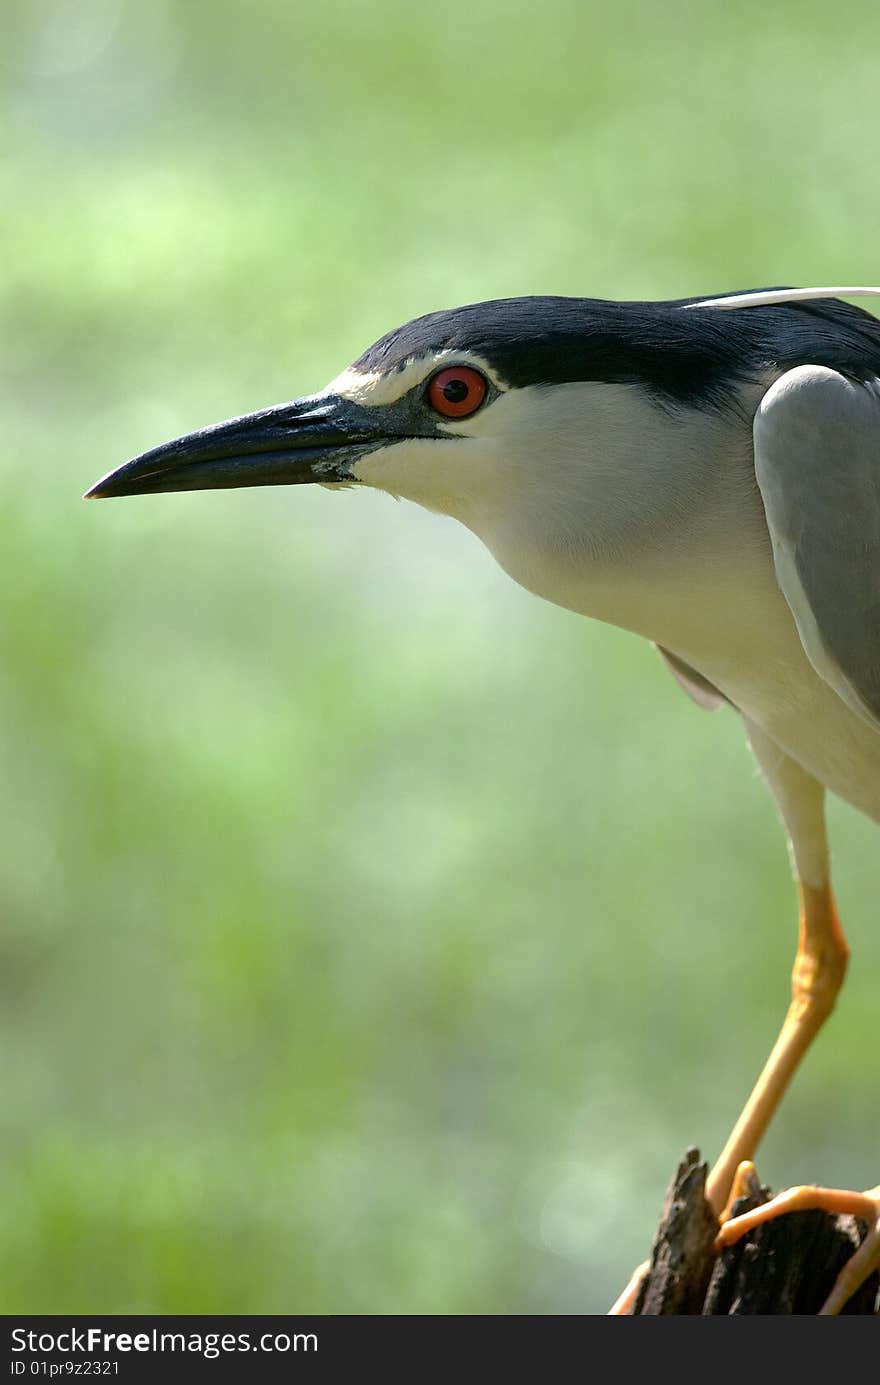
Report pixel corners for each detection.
[87,283,880,1314]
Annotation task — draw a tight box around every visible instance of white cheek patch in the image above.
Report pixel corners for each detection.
[347,434,506,521]
[323,350,509,407]
[349,438,439,495]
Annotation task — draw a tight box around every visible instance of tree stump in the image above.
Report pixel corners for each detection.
[630,1149,879,1314]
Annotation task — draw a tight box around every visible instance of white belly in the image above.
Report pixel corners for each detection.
[684,623,880,825]
[482,518,880,824]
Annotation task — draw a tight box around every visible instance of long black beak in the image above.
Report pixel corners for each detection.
[85,395,391,499]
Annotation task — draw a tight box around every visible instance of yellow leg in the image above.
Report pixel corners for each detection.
[703,876,878,1313]
[608,879,849,1315]
[704,881,849,1214]
[608,730,867,1314]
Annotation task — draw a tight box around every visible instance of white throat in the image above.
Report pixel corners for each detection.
[351,379,774,652]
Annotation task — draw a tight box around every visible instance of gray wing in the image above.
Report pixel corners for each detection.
[754,365,880,729]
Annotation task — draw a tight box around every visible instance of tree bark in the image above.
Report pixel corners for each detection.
[630,1149,879,1315]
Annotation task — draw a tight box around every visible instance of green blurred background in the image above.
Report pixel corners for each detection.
[2,0,879,1314]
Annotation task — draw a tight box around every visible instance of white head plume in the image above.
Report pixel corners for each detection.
[685,286,880,311]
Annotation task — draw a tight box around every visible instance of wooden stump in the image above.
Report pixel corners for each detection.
[630,1149,879,1314]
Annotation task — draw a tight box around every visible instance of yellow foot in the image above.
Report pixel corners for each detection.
[716,1169,880,1314]
[607,1259,650,1316]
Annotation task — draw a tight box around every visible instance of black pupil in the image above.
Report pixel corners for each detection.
[442,377,470,403]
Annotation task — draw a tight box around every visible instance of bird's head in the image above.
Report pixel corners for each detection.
[87,288,880,566]
[85,296,747,522]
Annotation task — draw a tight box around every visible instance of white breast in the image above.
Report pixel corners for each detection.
[353,377,880,820]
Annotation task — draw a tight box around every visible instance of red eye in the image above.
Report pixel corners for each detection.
[427,365,488,419]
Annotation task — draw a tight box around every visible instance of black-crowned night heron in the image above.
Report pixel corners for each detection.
[88,284,880,1314]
